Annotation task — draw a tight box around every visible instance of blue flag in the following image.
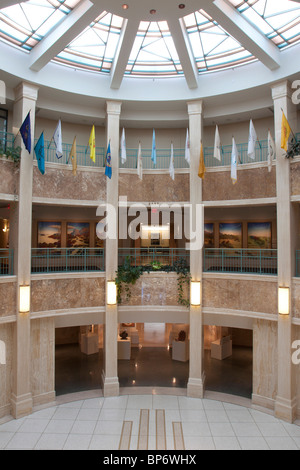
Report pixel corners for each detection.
[151,128,156,166]
[19,111,31,153]
[34,132,45,175]
[105,141,112,179]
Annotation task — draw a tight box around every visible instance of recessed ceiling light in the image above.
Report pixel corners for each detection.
[122,4,129,9]
[179,4,185,8]
[150,9,156,14]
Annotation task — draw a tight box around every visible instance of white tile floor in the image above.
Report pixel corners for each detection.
[0,390,300,450]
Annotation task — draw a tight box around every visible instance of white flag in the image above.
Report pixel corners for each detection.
[53,119,63,159]
[247,119,257,160]
[121,127,126,164]
[213,125,222,161]
[267,130,275,173]
[137,142,143,180]
[169,142,175,180]
[185,128,190,165]
[231,137,238,184]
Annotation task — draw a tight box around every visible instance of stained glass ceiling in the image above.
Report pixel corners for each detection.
[0,0,299,88]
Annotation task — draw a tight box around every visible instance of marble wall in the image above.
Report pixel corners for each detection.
[291,161,300,196]
[202,276,277,315]
[31,276,105,312]
[0,159,19,196]
[0,323,13,418]
[292,281,300,318]
[0,282,16,317]
[203,167,276,201]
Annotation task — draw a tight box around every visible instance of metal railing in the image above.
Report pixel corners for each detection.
[203,139,270,168]
[203,248,277,275]
[0,249,13,276]
[119,148,189,170]
[296,250,300,277]
[31,248,105,273]
[118,247,189,269]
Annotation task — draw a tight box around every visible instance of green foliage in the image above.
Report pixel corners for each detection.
[115,256,143,304]
[172,258,191,308]
[0,143,21,166]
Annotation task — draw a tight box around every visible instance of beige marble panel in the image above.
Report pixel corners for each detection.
[0,323,13,418]
[119,173,190,202]
[0,282,16,317]
[292,281,300,318]
[202,277,277,315]
[0,159,19,195]
[253,319,278,401]
[31,276,105,312]
[290,161,300,196]
[32,166,106,201]
[118,272,188,306]
[203,167,276,201]
[31,318,55,406]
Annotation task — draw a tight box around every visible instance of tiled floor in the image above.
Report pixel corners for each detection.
[0,389,299,450]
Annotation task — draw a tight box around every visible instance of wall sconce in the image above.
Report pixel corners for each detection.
[191,281,201,306]
[107,281,117,305]
[278,286,289,315]
[19,285,30,313]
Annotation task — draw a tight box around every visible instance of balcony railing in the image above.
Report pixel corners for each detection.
[0,249,13,276]
[203,139,270,168]
[118,247,189,269]
[296,250,300,277]
[31,248,105,273]
[119,148,189,170]
[203,248,277,275]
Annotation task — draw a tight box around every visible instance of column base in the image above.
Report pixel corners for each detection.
[11,392,33,419]
[101,371,119,397]
[187,374,205,399]
[275,395,297,423]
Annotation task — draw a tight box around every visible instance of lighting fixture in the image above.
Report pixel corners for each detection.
[278,287,290,315]
[191,281,201,306]
[19,285,30,313]
[107,281,117,305]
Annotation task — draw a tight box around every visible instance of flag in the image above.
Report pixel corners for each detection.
[185,128,190,165]
[137,141,143,180]
[231,137,238,184]
[267,130,275,173]
[247,119,257,160]
[34,132,45,175]
[105,141,112,179]
[53,119,63,159]
[169,142,175,180]
[19,111,31,153]
[88,125,96,162]
[151,129,156,166]
[69,136,77,176]
[198,141,206,179]
[213,125,222,161]
[121,127,126,164]
[281,111,291,151]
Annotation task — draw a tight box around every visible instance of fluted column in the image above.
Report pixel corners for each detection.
[11,82,38,418]
[272,80,297,422]
[102,100,122,397]
[186,100,205,398]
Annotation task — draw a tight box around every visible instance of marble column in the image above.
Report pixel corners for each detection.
[272,81,297,422]
[102,100,122,397]
[10,82,38,418]
[186,100,205,398]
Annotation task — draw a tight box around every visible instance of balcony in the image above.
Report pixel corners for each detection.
[203,248,277,275]
[0,249,13,276]
[118,247,189,270]
[31,248,105,274]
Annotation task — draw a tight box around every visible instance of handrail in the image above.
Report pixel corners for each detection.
[204,248,277,275]
[118,247,189,268]
[31,247,105,273]
[0,249,14,276]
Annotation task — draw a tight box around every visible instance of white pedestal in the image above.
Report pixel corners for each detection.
[80,333,99,355]
[118,337,131,359]
[211,337,232,360]
[172,340,189,362]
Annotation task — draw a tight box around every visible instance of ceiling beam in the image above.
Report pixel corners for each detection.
[29,0,100,72]
[167,17,198,90]
[203,0,281,71]
[110,18,139,90]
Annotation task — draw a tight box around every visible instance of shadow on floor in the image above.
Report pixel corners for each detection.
[55,344,252,398]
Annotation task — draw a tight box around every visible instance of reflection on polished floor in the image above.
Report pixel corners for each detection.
[55,323,252,399]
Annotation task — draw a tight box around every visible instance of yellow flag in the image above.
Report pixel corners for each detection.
[198,141,206,179]
[281,112,291,151]
[89,125,96,162]
[69,136,77,175]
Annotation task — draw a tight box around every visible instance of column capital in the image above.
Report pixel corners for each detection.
[187,100,203,116]
[14,81,39,103]
[106,100,122,115]
[271,80,293,101]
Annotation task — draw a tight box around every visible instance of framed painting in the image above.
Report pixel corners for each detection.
[247,222,272,249]
[204,223,214,247]
[219,222,242,249]
[38,221,61,248]
[67,222,90,247]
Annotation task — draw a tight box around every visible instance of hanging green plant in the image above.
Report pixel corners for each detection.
[115,256,143,304]
[0,143,21,166]
[173,258,191,308]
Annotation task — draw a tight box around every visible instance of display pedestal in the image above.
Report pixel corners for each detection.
[117,337,131,359]
[211,336,232,360]
[172,340,189,362]
[80,333,99,355]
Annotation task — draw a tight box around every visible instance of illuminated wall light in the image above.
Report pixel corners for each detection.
[122,4,129,9]
[19,285,30,313]
[150,9,156,14]
[278,287,290,315]
[190,281,201,306]
[107,281,117,305]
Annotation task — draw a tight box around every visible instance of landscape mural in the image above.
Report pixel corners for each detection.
[38,222,61,248]
[204,223,214,247]
[219,223,242,248]
[247,222,272,249]
[67,222,90,247]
